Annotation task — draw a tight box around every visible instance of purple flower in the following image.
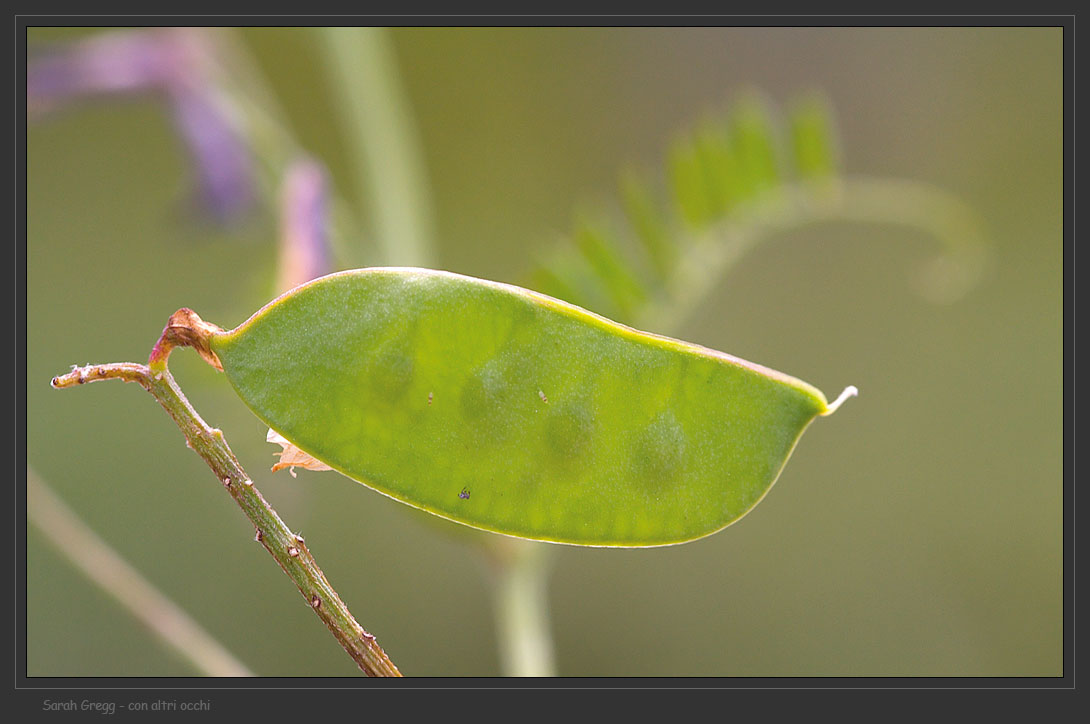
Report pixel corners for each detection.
[167,81,256,222]
[27,28,255,222]
[277,158,332,291]
[27,30,183,109]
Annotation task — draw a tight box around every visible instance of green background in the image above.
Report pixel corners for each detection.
[26,27,1063,677]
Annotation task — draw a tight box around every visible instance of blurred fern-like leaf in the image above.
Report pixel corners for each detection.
[528,90,986,331]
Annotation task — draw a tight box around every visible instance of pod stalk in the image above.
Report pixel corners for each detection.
[148,308,225,373]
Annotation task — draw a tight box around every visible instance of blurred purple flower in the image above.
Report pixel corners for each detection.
[168,82,255,221]
[27,28,255,222]
[277,158,332,292]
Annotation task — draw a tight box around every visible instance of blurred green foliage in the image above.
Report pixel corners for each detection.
[26,26,1062,677]
[531,92,848,327]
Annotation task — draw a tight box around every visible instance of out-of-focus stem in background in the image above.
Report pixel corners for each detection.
[27,467,255,677]
[487,539,557,677]
[315,27,437,267]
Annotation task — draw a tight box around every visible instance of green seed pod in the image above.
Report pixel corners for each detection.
[203,268,855,547]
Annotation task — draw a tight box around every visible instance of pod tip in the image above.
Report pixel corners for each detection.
[823,385,858,416]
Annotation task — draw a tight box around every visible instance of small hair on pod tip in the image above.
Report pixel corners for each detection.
[822,385,859,416]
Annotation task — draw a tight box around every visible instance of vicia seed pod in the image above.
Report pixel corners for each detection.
[198,268,854,547]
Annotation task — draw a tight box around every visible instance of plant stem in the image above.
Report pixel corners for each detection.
[50,359,402,677]
[315,26,437,267]
[487,539,557,677]
[27,466,255,677]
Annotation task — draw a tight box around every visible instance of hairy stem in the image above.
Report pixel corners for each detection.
[27,466,254,677]
[315,26,437,267]
[50,359,401,677]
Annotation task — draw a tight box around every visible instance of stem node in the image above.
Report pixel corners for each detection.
[148,308,225,373]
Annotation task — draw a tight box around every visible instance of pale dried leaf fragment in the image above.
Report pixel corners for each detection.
[266,428,333,477]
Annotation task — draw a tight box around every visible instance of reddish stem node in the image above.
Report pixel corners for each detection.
[148,308,225,373]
